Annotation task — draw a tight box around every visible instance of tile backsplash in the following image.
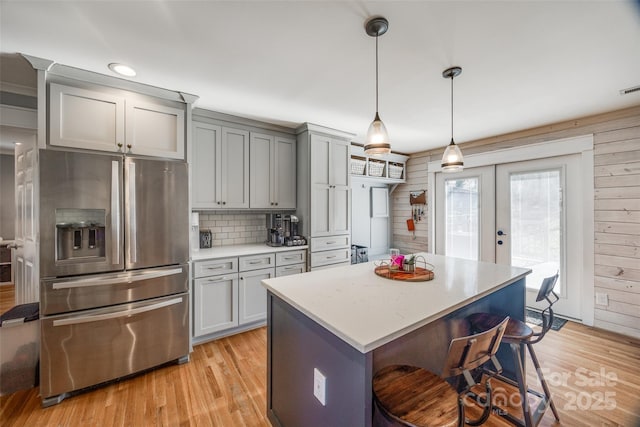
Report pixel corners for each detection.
[198,213,266,247]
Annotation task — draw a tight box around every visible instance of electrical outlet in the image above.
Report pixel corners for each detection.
[595,292,608,306]
[313,368,326,406]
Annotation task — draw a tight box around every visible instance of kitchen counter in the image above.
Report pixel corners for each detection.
[191,243,308,261]
[263,253,530,427]
[262,252,530,353]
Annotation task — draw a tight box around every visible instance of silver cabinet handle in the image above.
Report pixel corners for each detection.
[207,276,231,283]
[52,267,183,290]
[282,266,300,270]
[248,260,265,265]
[206,265,225,270]
[128,160,137,263]
[111,160,121,264]
[53,297,183,327]
[326,255,337,259]
[326,241,336,245]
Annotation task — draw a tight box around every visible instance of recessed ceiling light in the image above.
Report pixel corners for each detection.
[108,63,136,77]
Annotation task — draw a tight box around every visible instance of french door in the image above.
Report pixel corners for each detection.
[435,154,583,319]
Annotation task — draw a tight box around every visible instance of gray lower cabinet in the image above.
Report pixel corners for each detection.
[193,273,239,337]
[239,267,273,324]
[193,249,306,340]
[193,257,240,337]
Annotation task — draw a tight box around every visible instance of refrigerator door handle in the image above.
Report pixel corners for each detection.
[111,160,121,264]
[128,160,137,263]
[52,297,183,327]
[52,267,184,290]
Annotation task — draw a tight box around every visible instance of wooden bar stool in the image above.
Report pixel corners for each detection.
[372,316,509,427]
[466,273,561,427]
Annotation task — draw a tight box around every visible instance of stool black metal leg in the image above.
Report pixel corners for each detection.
[527,343,560,421]
[510,342,534,427]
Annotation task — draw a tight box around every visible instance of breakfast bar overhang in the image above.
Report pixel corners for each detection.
[262,253,531,427]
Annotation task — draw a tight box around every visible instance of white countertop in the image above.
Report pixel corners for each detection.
[191,243,308,261]
[261,253,530,353]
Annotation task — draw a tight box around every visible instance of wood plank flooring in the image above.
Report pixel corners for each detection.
[1,283,639,426]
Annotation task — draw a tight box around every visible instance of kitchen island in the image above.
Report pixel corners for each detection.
[262,253,530,427]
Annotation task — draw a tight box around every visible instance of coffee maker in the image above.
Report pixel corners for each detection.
[267,213,285,246]
[266,214,306,247]
[283,215,306,246]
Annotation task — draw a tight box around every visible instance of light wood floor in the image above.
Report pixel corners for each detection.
[1,283,639,426]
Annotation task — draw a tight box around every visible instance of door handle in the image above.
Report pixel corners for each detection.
[497,240,504,245]
[128,161,137,263]
[53,297,183,327]
[111,160,121,264]
[497,230,507,236]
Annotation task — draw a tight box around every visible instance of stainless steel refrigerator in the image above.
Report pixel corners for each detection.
[38,149,189,406]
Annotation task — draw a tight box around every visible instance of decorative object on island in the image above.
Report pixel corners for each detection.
[364,16,391,156]
[374,255,434,281]
[441,66,465,172]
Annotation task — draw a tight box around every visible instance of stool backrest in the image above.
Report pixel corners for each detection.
[532,272,560,343]
[442,316,509,380]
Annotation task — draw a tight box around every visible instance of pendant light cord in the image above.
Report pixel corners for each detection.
[450,74,454,142]
[375,33,379,113]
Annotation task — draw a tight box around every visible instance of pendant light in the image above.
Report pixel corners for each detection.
[441,66,464,172]
[364,17,391,156]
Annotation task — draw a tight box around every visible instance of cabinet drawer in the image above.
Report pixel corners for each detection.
[310,248,351,268]
[276,250,306,267]
[194,258,238,278]
[276,263,306,277]
[311,261,351,271]
[311,235,350,252]
[239,253,275,272]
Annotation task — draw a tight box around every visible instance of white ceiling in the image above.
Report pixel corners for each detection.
[1,1,640,154]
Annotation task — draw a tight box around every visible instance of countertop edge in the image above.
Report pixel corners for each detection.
[191,244,308,261]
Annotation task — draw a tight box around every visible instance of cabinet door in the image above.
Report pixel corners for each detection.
[192,122,221,208]
[125,101,185,160]
[310,134,331,186]
[330,139,350,187]
[332,186,351,235]
[249,132,274,208]
[274,136,296,209]
[311,184,331,236]
[239,268,273,324]
[221,127,249,209]
[193,274,239,336]
[49,83,125,152]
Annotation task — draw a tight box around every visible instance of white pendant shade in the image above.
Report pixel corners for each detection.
[441,140,464,172]
[364,113,391,155]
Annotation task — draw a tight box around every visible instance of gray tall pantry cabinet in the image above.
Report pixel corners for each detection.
[296,124,354,270]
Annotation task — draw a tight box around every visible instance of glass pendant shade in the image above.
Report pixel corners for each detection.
[441,139,464,172]
[364,112,391,155]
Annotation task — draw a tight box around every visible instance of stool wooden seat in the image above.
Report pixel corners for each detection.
[372,316,509,427]
[467,313,533,343]
[465,273,561,427]
[373,365,459,427]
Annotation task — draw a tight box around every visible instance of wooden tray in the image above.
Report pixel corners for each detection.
[374,265,434,282]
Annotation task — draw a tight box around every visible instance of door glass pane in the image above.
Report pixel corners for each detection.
[510,170,561,291]
[445,177,479,260]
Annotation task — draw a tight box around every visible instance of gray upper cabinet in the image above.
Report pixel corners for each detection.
[221,127,250,209]
[309,134,350,236]
[192,122,221,208]
[49,83,185,159]
[250,133,296,209]
[192,123,249,209]
[49,83,125,152]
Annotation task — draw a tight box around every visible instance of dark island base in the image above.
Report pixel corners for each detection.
[267,278,525,427]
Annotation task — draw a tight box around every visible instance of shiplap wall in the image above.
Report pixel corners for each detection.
[392,105,640,338]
